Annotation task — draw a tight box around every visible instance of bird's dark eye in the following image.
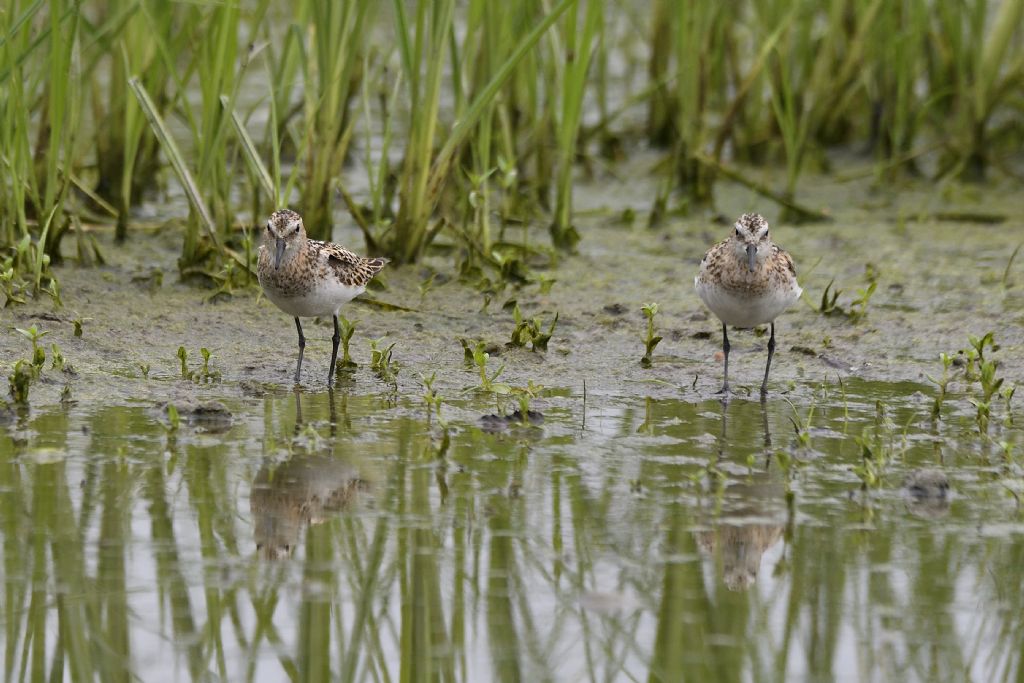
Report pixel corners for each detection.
[735,228,741,237]
[293,225,300,234]
[266,224,271,232]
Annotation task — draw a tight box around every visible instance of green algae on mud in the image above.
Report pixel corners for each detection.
[12,162,1024,407]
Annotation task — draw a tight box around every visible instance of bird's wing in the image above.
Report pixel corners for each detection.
[314,240,389,287]
[774,245,797,276]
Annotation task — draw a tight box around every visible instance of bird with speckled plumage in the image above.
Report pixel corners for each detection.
[258,209,388,384]
[695,213,802,397]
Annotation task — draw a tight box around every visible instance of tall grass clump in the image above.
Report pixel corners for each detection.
[0,0,78,303]
[378,0,576,264]
[928,0,1024,180]
[448,1,530,266]
[549,0,602,250]
[388,0,456,264]
[90,0,175,240]
[297,0,373,239]
[665,1,725,211]
[1,0,1022,292]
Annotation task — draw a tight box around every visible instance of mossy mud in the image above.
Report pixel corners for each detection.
[3,166,1024,681]
[3,161,1023,410]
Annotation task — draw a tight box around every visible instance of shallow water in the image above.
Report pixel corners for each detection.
[2,372,1021,682]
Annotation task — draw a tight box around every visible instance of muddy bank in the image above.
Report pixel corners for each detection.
[2,163,1023,413]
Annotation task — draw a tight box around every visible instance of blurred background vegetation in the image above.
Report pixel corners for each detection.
[1,0,1022,304]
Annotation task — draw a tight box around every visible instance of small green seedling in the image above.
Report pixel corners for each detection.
[50,343,65,371]
[460,338,477,365]
[537,275,556,295]
[954,332,1003,432]
[197,348,221,382]
[1001,385,1015,427]
[421,372,446,425]
[370,338,398,382]
[820,269,876,322]
[819,280,842,316]
[851,428,883,490]
[1,265,27,305]
[927,352,954,420]
[788,403,815,450]
[8,360,33,404]
[968,332,997,363]
[17,325,48,368]
[972,357,1004,434]
[139,363,151,379]
[640,302,662,367]
[468,340,509,394]
[510,380,544,422]
[338,316,358,369]
[847,281,877,323]
[509,303,558,352]
[419,272,439,300]
[177,346,192,380]
[47,279,62,308]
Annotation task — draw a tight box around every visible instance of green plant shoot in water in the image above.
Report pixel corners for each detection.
[509,303,558,352]
[420,372,445,425]
[819,267,877,322]
[462,340,509,394]
[198,348,221,382]
[177,346,190,380]
[370,338,398,383]
[641,302,662,367]
[338,316,358,369]
[17,325,49,368]
[8,361,33,405]
[927,352,954,420]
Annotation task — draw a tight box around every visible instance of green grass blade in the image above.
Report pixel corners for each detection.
[221,95,275,202]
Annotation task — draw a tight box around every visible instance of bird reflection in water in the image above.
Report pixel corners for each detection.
[695,401,787,591]
[251,388,371,560]
[902,468,951,519]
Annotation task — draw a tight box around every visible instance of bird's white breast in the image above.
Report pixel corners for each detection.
[262,277,365,318]
[695,276,802,328]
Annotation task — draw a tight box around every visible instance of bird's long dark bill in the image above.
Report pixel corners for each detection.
[274,239,286,268]
[746,244,757,271]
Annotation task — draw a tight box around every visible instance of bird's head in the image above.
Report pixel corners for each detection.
[730,213,771,272]
[264,209,306,269]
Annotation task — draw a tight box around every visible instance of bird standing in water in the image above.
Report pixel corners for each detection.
[257,209,388,384]
[695,213,802,397]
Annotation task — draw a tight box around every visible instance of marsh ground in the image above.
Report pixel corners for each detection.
[2,162,1024,681]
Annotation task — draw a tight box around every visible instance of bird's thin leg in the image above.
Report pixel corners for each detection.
[328,314,341,383]
[717,322,731,396]
[294,317,306,384]
[761,322,776,398]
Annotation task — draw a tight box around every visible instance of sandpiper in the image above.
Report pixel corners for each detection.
[695,213,802,397]
[257,209,388,384]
